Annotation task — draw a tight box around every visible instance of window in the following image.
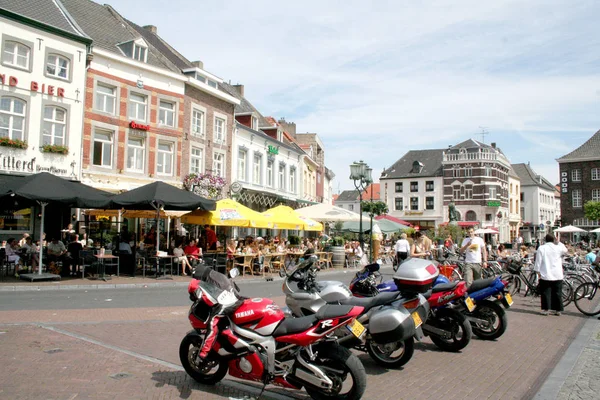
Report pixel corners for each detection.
[46,54,69,79]
[251,116,258,130]
[42,106,66,146]
[395,182,403,193]
[349,205,354,211]
[158,100,175,127]
[190,147,203,174]
[453,168,460,178]
[520,192,524,201]
[95,83,116,114]
[426,197,434,210]
[128,93,147,121]
[207,79,218,89]
[3,41,30,69]
[485,166,492,177]
[573,189,582,208]
[133,44,147,62]
[289,169,296,193]
[593,189,600,202]
[253,153,262,185]
[279,164,285,190]
[592,168,600,181]
[466,210,477,221]
[191,108,204,136]
[214,117,225,143]
[156,142,173,175]
[410,181,418,192]
[394,198,403,211]
[213,152,225,177]
[410,197,419,211]
[572,169,581,182]
[486,213,492,222]
[237,149,247,181]
[465,168,472,178]
[267,160,274,187]
[92,129,113,167]
[465,185,473,200]
[0,97,26,140]
[126,137,145,172]
[489,187,497,199]
[426,181,434,192]
[453,186,461,200]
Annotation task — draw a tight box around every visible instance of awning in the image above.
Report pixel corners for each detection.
[439,221,480,227]
[376,214,412,227]
[84,209,188,219]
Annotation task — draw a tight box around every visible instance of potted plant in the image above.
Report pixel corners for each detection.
[288,235,301,248]
[330,237,346,268]
[0,137,27,149]
[41,144,69,155]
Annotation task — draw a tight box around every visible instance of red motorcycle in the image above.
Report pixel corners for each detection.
[180,278,368,400]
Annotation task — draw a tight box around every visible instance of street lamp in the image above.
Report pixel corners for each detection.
[350,160,371,253]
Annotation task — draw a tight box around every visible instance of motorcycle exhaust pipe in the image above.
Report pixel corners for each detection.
[292,354,333,389]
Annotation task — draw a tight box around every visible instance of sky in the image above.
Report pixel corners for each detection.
[110,0,600,191]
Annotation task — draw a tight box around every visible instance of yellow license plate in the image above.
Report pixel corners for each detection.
[347,319,366,338]
[465,297,475,312]
[505,293,514,307]
[411,311,423,328]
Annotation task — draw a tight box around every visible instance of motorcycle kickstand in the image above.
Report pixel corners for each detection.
[256,374,273,399]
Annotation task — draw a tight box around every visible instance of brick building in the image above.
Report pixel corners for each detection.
[557,129,600,228]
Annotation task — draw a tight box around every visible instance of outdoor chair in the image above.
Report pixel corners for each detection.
[325,252,333,269]
[346,253,358,268]
[213,253,228,275]
[270,254,283,273]
[235,255,255,277]
[317,252,328,269]
[262,254,273,277]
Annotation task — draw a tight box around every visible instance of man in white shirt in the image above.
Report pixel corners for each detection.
[534,234,567,316]
[460,228,488,287]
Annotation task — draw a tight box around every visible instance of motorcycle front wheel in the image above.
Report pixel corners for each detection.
[429,308,472,352]
[179,332,228,385]
[366,337,414,368]
[469,300,508,340]
[304,344,367,400]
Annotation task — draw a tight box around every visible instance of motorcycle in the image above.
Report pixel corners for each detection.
[351,263,473,352]
[180,269,368,400]
[283,255,434,368]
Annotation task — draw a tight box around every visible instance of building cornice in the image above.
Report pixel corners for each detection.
[186,77,240,105]
[93,48,187,82]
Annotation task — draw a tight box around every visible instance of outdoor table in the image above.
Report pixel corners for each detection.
[284,251,305,270]
[94,254,119,281]
[153,254,176,279]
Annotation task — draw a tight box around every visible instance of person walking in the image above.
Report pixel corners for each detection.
[460,228,487,287]
[394,233,410,266]
[534,234,567,316]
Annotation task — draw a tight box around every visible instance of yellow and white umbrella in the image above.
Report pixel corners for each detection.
[181,198,273,228]
[262,205,323,231]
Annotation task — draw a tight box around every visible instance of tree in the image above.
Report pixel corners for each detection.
[362,201,389,217]
[584,201,600,221]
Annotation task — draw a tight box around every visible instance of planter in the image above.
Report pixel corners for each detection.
[331,246,346,268]
[0,137,27,149]
[41,144,69,155]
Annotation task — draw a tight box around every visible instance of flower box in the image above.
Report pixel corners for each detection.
[41,144,69,155]
[183,173,226,199]
[0,137,28,150]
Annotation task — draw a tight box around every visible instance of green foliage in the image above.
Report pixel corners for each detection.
[435,224,465,244]
[288,235,301,246]
[41,144,69,154]
[333,221,344,232]
[362,201,388,217]
[0,137,27,149]
[332,236,345,246]
[584,201,600,222]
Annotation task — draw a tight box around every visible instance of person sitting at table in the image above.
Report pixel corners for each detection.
[184,239,202,265]
[66,234,84,277]
[226,239,236,270]
[173,241,193,276]
[18,233,29,248]
[47,237,67,274]
[22,236,39,272]
[5,238,23,276]
[143,227,156,250]
[276,241,286,253]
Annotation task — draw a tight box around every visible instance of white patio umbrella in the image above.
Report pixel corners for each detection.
[295,203,361,222]
[589,227,600,233]
[554,225,587,233]
[474,228,499,234]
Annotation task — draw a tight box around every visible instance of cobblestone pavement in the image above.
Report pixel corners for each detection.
[0,292,591,400]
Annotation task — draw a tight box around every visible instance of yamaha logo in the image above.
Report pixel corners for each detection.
[235,310,255,318]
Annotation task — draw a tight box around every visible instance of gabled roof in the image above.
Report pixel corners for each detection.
[557,129,600,162]
[511,163,555,191]
[60,0,180,73]
[363,184,380,201]
[382,149,445,179]
[448,138,492,151]
[335,190,360,202]
[0,0,90,42]
[219,82,271,126]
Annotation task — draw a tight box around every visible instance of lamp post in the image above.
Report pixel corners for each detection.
[349,160,372,253]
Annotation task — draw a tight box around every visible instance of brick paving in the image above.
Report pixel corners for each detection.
[0,291,592,400]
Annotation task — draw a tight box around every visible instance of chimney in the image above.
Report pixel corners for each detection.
[192,60,204,69]
[491,142,496,148]
[143,25,157,34]
[278,118,296,136]
[233,84,244,97]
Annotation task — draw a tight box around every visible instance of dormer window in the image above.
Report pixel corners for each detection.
[194,73,218,89]
[118,38,148,63]
[411,161,424,173]
[251,116,258,130]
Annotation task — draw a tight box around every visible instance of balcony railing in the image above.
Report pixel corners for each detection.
[443,151,498,162]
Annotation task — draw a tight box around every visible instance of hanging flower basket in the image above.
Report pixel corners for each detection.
[183,173,226,200]
[0,137,28,149]
[41,144,69,155]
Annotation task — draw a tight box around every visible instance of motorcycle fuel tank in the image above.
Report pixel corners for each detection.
[393,258,440,294]
[317,281,353,302]
[231,298,285,336]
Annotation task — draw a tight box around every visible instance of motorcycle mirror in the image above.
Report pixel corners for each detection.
[229,268,240,279]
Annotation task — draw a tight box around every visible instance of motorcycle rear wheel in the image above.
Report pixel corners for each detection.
[429,308,472,352]
[179,333,228,385]
[304,344,367,400]
[469,300,507,340]
[366,337,414,368]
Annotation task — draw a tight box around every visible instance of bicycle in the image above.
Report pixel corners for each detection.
[573,264,600,315]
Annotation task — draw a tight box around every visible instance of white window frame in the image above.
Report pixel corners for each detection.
[3,41,30,69]
[46,53,69,79]
[278,164,286,190]
[129,92,148,122]
[42,106,67,146]
[251,116,258,130]
[253,153,262,185]
[426,196,434,210]
[395,182,403,193]
[593,189,600,202]
[95,83,117,115]
[453,186,461,200]
[190,146,203,174]
[266,159,274,187]
[465,167,473,178]
[572,169,581,182]
[592,168,600,181]
[158,99,175,127]
[465,186,473,200]
[214,117,226,144]
[213,151,225,178]
[238,148,247,182]
[410,197,419,211]
[289,168,296,194]
[133,43,147,62]
[0,97,26,141]
[126,136,145,172]
[489,187,497,199]
[191,107,205,137]
[573,189,582,208]
[92,128,114,168]
[156,141,174,176]
[394,197,403,211]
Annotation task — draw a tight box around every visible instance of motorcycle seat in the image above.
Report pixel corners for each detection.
[315,304,355,320]
[272,315,319,337]
[432,282,458,293]
[467,277,497,293]
[338,291,400,311]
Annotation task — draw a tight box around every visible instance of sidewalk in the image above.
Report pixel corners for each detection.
[534,315,600,400]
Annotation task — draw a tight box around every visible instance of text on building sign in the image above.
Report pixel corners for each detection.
[0,74,65,97]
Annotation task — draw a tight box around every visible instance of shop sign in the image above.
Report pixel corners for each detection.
[129,121,150,131]
[488,201,501,207]
[0,154,67,175]
[0,73,65,97]
[267,145,279,155]
[561,172,568,193]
